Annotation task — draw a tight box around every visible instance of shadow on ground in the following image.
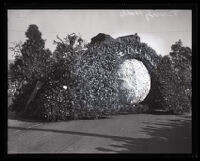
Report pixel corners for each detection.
[96,115,191,153]
[8,110,46,123]
[8,115,191,153]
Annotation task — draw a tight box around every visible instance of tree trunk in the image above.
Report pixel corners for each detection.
[24,80,44,113]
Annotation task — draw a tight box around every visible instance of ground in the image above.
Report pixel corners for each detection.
[8,111,191,153]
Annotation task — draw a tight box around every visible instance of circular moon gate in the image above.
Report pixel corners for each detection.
[117,59,151,105]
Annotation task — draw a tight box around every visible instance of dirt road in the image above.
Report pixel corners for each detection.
[8,113,191,153]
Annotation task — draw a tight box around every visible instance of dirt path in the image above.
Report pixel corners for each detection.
[8,113,191,153]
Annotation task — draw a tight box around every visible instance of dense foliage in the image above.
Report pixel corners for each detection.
[9,25,53,114]
[147,40,192,114]
[34,34,122,120]
[9,28,163,120]
[69,41,122,119]
[9,24,192,121]
[9,25,52,83]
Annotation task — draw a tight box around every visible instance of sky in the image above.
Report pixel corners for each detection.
[8,10,192,60]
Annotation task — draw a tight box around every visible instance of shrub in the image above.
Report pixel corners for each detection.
[35,81,71,121]
[119,104,149,114]
[69,41,122,119]
[150,55,191,114]
[10,80,36,113]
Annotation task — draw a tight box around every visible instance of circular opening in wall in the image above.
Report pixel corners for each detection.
[117,59,151,105]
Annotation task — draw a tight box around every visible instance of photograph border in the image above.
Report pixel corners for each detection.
[2,1,199,159]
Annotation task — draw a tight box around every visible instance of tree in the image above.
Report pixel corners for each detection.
[9,24,53,114]
[169,40,192,91]
[33,33,88,121]
[148,40,192,114]
[53,33,87,61]
[9,24,52,82]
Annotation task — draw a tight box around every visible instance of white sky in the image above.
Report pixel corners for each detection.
[8,10,192,59]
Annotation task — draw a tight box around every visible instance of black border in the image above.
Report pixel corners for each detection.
[1,1,199,159]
